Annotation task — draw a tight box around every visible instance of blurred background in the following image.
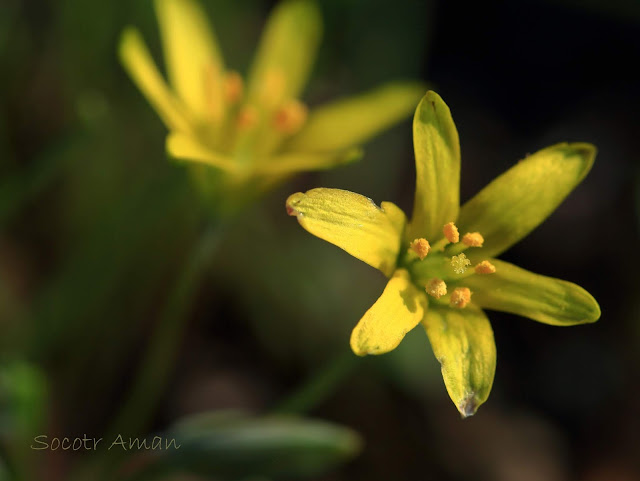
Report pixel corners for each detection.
[1,0,639,480]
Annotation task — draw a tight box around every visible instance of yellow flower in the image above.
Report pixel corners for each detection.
[119,0,424,212]
[286,91,600,417]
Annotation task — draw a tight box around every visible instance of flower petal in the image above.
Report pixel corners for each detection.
[166,133,237,172]
[350,269,427,356]
[255,148,362,176]
[119,27,191,132]
[408,91,461,241]
[465,259,600,326]
[422,305,496,418]
[457,143,596,259]
[284,82,426,152]
[154,0,225,118]
[286,188,406,276]
[246,0,321,105]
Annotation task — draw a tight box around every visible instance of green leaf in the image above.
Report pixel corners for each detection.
[0,361,48,480]
[408,90,461,242]
[0,362,48,440]
[457,142,596,259]
[130,411,362,481]
[422,305,496,417]
[154,0,225,119]
[246,0,322,105]
[286,188,406,276]
[465,259,600,326]
[350,269,427,356]
[285,82,426,152]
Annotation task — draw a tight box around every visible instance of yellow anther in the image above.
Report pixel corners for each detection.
[462,232,484,247]
[450,287,472,308]
[425,278,447,299]
[260,69,286,108]
[443,222,460,243]
[223,71,244,105]
[475,260,496,274]
[236,105,259,130]
[409,238,431,260]
[273,99,308,135]
[450,253,471,274]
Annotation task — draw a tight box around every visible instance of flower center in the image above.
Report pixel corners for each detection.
[204,67,307,133]
[202,67,309,156]
[404,222,496,308]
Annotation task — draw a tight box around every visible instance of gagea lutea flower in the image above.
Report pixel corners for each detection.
[119,0,424,213]
[286,91,600,417]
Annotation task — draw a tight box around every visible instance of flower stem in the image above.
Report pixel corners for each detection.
[272,351,361,415]
[110,224,223,436]
[70,223,224,481]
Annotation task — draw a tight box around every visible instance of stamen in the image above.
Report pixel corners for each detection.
[223,71,243,105]
[409,238,431,260]
[462,232,484,247]
[425,278,447,299]
[236,106,258,130]
[273,100,307,134]
[450,287,472,308]
[450,253,471,274]
[261,69,286,108]
[204,63,224,121]
[475,260,496,274]
[443,222,459,243]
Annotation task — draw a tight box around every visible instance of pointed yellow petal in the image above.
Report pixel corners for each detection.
[285,82,425,152]
[286,188,406,276]
[457,143,596,259]
[166,133,237,172]
[351,269,427,356]
[119,27,191,132]
[154,0,225,118]
[255,148,362,176]
[465,259,600,326]
[423,305,496,418]
[408,91,461,241]
[247,0,322,105]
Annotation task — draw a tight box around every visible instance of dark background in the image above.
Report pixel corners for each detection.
[1,0,639,480]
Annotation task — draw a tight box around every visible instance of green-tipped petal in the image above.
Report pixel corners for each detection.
[284,82,426,152]
[465,259,600,326]
[422,305,496,418]
[286,188,406,276]
[155,0,225,119]
[458,143,596,259]
[255,148,362,176]
[247,0,321,105]
[167,133,237,172]
[119,27,191,132]
[408,91,461,241]
[351,269,427,356]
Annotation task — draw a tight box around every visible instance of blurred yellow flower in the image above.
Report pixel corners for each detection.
[119,0,424,213]
[286,90,600,417]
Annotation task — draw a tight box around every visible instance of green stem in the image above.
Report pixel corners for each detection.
[69,224,224,481]
[273,351,361,415]
[109,224,223,436]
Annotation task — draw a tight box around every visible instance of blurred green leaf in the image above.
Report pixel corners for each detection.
[129,411,362,481]
[0,361,48,481]
[0,362,47,440]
